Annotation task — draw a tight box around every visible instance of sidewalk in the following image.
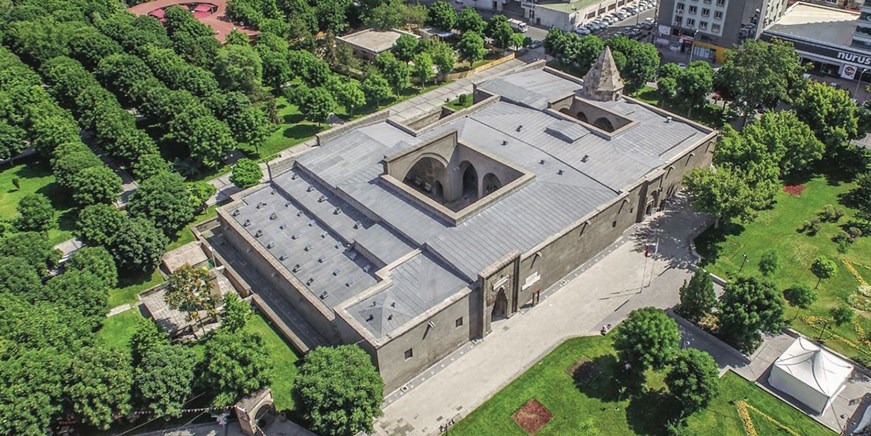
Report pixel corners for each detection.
[375,196,712,436]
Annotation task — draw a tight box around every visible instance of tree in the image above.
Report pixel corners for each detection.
[665,349,720,416]
[576,35,605,72]
[214,44,263,95]
[0,348,69,435]
[230,158,263,189]
[718,277,785,353]
[130,318,168,367]
[430,40,457,79]
[714,39,805,119]
[0,121,26,162]
[486,15,514,50]
[818,305,855,341]
[392,34,419,63]
[261,49,291,93]
[52,147,103,189]
[221,292,253,332]
[378,52,411,91]
[456,7,486,34]
[0,256,42,296]
[66,346,133,430]
[793,81,860,152]
[136,344,198,418]
[67,246,118,288]
[43,269,109,327]
[16,193,53,232]
[76,204,125,247]
[294,86,337,125]
[810,256,838,289]
[134,153,170,180]
[544,28,580,67]
[413,52,434,86]
[712,126,781,211]
[165,265,219,336]
[851,172,871,220]
[111,217,168,272]
[186,181,216,211]
[128,171,196,236]
[683,166,753,228]
[170,114,237,168]
[204,330,273,405]
[333,80,366,116]
[676,61,713,117]
[756,250,779,276]
[457,31,486,67]
[613,307,681,371]
[607,37,660,92]
[783,285,817,320]
[740,110,824,177]
[294,345,384,436]
[95,54,154,105]
[71,165,122,206]
[362,71,392,106]
[677,269,717,322]
[427,1,457,30]
[289,50,333,87]
[510,32,526,51]
[315,0,352,34]
[0,232,60,275]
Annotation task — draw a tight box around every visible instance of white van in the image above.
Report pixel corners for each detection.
[508,18,529,32]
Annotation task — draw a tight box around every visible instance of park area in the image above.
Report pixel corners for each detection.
[0,158,77,245]
[451,336,833,436]
[695,176,871,364]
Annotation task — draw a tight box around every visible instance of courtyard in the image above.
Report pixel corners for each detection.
[695,175,871,365]
[0,158,77,245]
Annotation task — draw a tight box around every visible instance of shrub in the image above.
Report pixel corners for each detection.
[757,250,778,276]
[229,158,263,189]
[819,204,844,222]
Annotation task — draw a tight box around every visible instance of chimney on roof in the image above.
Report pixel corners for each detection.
[254,229,263,237]
[292,264,301,272]
[231,209,240,216]
[581,154,590,162]
[266,241,274,249]
[243,219,251,227]
[580,46,625,102]
[279,254,287,261]
[269,213,277,220]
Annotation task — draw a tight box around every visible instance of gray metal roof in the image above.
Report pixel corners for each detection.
[476,69,581,109]
[235,68,710,340]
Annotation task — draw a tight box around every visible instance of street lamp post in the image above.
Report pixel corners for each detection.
[854,68,869,99]
[687,28,700,64]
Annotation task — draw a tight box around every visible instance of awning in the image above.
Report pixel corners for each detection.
[193,3,213,12]
[149,8,165,18]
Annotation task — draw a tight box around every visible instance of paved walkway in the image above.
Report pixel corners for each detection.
[375,196,712,436]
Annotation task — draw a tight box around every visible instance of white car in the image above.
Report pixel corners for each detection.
[644,17,654,23]
[615,12,627,19]
[574,26,591,35]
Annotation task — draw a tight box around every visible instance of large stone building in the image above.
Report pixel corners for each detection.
[655,0,789,62]
[217,52,717,392]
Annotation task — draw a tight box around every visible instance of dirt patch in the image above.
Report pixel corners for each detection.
[783,184,805,196]
[568,358,601,384]
[512,399,553,435]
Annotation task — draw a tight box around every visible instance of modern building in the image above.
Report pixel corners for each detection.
[761,2,871,87]
[525,0,635,31]
[216,52,717,392]
[655,0,789,62]
[336,28,419,62]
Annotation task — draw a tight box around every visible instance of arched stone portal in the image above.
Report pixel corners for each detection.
[460,161,478,201]
[593,117,615,132]
[235,388,274,436]
[482,173,502,195]
[404,156,448,201]
[576,111,589,123]
[492,288,508,321]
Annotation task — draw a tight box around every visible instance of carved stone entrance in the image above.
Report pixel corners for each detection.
[492,287,508,321]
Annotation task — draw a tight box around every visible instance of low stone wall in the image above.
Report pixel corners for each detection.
[667,308,751,364]
[446,52,516,81]
[316,109,391,146]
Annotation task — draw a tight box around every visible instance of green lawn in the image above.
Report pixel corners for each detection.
[165,204,219,252]
[109,269,164,308]
[452,336,832,435]
[445,94,473,111]
[695,176,871,363]
[245,311,301,412]
[98,309,144,350]
[684,372,832,436]
[0,159,77,245]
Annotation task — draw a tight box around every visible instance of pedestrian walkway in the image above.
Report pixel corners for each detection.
[375,196,712,435]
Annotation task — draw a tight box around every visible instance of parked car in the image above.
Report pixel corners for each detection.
[574,26,591,35]
[528,39,543,49]
[615,12,627,20]
[644,17,654,23]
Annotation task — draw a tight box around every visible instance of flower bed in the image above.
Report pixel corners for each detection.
[512,399,553,435]
[782,184,805,196]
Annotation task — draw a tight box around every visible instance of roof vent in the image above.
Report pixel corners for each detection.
[279,254,287,261]
[581,154,590,163]
[254,229,263,237]
[516,125,523,132]
[270,190,275,195]
[266,241,275,249]
[371,301,376,307]
[291,173,298,180]
[296,210,303,217]
[363,264,371,273]
[320,231,328,238]
[257,202,267,209]
[269,213,277,220]
[388,315,393,321]
[502,139,508,145]
[539,159,545,165]
[318,195,326,203]
[557,169,564,175]
[306,185,314,192]
[231,209,240,217]
[320,291,329,300]
[353,221,361,229]
[390,302,396,308]
[318,256,326,263]
[243,219,251,227]
[366,314,374,321]
[292,264,301,272]
[308,220,315,227]
[346,280,355,287]
[306,277,315,286]
[284,202,290,207]
[334,207,342,215]
[304,245,312,251]
[292,233,300,239]
[279,223,286,230]
[333,269,340,276]
[666,116,672,123]
[348,250,358,260]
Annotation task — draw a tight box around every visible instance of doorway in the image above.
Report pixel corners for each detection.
[492,288,508,321]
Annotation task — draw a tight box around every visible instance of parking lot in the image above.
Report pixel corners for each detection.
[573,0,658,41]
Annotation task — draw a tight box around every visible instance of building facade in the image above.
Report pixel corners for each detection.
[217,55,717,392]
[655,0,789,61]
[761,2,871,88]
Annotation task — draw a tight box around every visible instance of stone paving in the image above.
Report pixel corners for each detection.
[375,195,712,435]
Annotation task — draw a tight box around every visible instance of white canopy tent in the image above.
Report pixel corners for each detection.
[768,337,854,415]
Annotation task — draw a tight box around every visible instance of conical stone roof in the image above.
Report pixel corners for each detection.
[581,46,624,101]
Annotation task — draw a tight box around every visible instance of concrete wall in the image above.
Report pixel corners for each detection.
[375,291,474,392]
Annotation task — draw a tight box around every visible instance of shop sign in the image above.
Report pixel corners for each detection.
[837,51,871,66]
[842,64,857,79]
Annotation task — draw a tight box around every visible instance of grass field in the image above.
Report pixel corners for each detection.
[445,94,473,111]
[0,159,77,245]
[452,336,832,435]
[98,309,144,350]
[695,176,871,363]
[245,311,301,412]
[109,269,164,308]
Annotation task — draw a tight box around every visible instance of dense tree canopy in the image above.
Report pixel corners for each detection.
[215,44,263,95]
[677,269,717,322]
[457,31,485,66]
[0,255,42,296]
[111,216,168,272]
[68,245,118,288]
[42,269,109,328]
[427,1,457,30]
[16,193,54,232]
[204,330,273,405]
[718,277,784,352]
[485,15,514,50]
[71,164,122,205]
[0,231,60,274]
[66,345,133,430]
[793,80,860,152]
[456,7,486,34]
[665,349,720,415]
[607,36,659,92]
[128,171,195,236]
[683,166,753,228]
[76,203,125,247]
[136,343,198,418]
[294,345,384,436]
[614,308,680,371]
[230,158,263,189]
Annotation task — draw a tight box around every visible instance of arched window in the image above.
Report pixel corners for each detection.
[482,173,502,195]
[593,117,615,132]
[404,156,447,201]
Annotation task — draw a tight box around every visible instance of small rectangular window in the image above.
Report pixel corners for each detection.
[714,10,723,19]
[404,348,413,359]
[676,2,685,10]
[712,23,721,32]
[686,18,696,27]
[688,5,697,14]
[701,8,710,16]
[455,317,463,328]
[699,21,708,30]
